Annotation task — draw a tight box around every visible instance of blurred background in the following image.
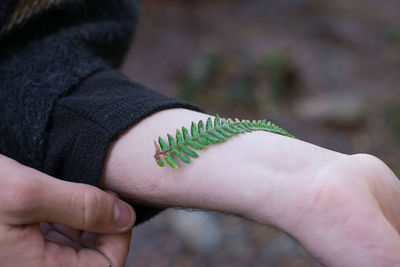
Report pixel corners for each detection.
[121,0,400,266]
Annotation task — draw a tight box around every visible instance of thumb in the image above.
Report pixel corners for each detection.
[3,163,135,233]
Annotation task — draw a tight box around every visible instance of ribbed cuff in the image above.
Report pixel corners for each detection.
[45,69,204,224]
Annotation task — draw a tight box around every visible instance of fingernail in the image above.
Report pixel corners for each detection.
[105,190,119,198]
[113,200,134,230]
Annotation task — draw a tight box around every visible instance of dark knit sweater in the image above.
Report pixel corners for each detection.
[0,0,202,224]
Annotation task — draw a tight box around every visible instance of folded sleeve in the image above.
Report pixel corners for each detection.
[0,0,203,224]
[45,69,203,224]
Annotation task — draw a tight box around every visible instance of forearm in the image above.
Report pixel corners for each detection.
[99,108,345,226]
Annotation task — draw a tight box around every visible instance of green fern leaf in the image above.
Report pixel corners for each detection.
[198,120,223,143]
[176,129,199,158]
[191,122,210,145]
[154,115,296,168]
[182,126,204,150]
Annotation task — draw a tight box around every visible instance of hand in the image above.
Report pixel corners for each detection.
[0,155,135,267]
[271,154,400,266]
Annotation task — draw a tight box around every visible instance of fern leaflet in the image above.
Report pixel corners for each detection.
[154,114,296,169]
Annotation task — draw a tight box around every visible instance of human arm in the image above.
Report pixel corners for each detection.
[0,154,135,267]
[99,108,400,266]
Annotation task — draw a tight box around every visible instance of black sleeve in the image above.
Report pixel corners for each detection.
[45,69,203,224]
[0,0,203,224]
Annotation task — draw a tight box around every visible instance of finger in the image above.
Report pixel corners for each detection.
[44,241,112,267]
[51,223,82,243]
[105,190,119,198]
[80,231,98,249]
[45,232,132,267]
[95,230,132,267]
[3,164,135,233]
[44,230,82,251]
[40,222,52,235]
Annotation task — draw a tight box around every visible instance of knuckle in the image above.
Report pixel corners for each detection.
[4,176,38,213]
[0,156,24,182]
[351,153,385,171]
[351,153,380,161]
[0,157,37,208]
[79,186,112,229]
[0,154,18,169]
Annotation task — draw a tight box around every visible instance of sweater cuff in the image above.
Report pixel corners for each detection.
[44,69,204,224]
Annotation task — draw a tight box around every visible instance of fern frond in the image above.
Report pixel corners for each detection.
[154,115,296,168]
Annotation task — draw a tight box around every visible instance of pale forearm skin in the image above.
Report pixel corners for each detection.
[99,108,400,266]
[99,108,343,221]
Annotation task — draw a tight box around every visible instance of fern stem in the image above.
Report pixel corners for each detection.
[155,115,296,169]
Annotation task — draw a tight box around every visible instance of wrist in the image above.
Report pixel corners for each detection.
[278,153,400,266]
[241,134,347,229]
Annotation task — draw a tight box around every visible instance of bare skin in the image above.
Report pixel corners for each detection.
[0,155,135,267]
[99,108,400,266]
[287,154,400,266]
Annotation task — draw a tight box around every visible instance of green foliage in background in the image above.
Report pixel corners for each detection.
[178,51,299,114]
[261,53,298,101]
[180,53,221,102]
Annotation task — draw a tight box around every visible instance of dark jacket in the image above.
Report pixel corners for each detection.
[0,0,201,224]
